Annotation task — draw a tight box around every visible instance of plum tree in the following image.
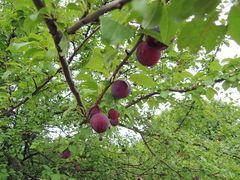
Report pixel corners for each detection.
[108,109,119,126]
[111,80,131,99]
[136,41,161,67]
[61,149,71,159]
[89,105,101,118]
[90,113,110,133]
[146,27,168,50]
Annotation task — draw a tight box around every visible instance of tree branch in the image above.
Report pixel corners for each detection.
[126,77,227,108]
[1,4,99,117]
[68,26,100,63]
[125,92,160,108]
[33,0,86,115]
[67,0,131,34]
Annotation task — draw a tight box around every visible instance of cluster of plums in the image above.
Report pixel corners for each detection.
[89,80,130,133]
[60,80,130,158]
[61,27,168,159]
[88,27,168,134]
[136,27,168,67]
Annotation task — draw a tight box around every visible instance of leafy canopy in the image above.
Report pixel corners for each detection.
[0,0,240,179]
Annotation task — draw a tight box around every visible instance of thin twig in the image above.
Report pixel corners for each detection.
[94,34,144,106]
[126,77,227,108]
[174,101,195,132]
[121,124,183,179]
[125,92,160,108]
[68,26,100,63]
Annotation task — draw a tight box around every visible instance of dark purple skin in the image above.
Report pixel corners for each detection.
[108,109,119,126]
[61,149,71,159]
[136,41,161,67]
[110,119,118,126]
[111,80,131,99]
[90,113,110,133]
[31,133,37,140]
[89,105,101,118]
[146,26,168,50]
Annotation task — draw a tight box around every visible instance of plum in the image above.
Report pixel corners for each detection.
[89,105,101,118]
[111,80,131,99]
[146,26,168,50]
[136,41,161,67]
[61,148,71,159]
[90,113,110,133]
[31,133,37,140]
[108,109,119,126]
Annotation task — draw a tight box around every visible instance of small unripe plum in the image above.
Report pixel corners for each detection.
[108,109,119,126]
[136,42,161,67]
[61,149,71,159]
[89,105,101,118]
[146,27,168,50]
[111,80,131,99]
[90,113,110,133]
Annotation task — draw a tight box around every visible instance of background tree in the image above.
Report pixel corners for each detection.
[0,0,240,179]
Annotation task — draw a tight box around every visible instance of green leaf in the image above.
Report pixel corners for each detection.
[223,81,231,90]
[29,12,40,22]
[209,61,222,71]
[160,91,169,99]
[193,0,221,17]
[69,145,78,155]
[178,19,227,52]
[50,174,61,180]
[59,33,69,56]
[203,78,214,86]
[142,1,163,28]
[100,16,134,45]
[130,74,156,88]
[206,88,216,99]
[132,0,163,28]
[9,42,33,51]
[173,71,193,82]
[103,46,118,66]
[168,0,195,21]
[159,7,180,45]
[228,4,240,44]
[67,3,80,10]
[85,49,110,77]
[2,71,11,80]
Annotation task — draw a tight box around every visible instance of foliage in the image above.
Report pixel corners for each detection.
[0,0,240,179]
